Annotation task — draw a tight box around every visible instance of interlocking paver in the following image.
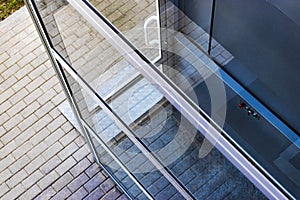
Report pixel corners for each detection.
[12,140,33,159]
[52,172,73,192]
[68,186,88,200]
[19,184,42,200]
[6,169,28,188]
[40,155,62,175]
[57,142,78,160]
[1,183,25,200]
[12,76,31,91]
[22,169,43,189]
[0,183,10,197]
[0,169,12,184]
[70,157,91,177]
[52,187,72,200]
[55,156,77,176]
[9,155,31,173]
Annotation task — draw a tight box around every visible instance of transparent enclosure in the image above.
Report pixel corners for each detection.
[29,0,300,199]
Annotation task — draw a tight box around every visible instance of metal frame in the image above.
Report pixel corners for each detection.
[54,49,195,200]
[25,0,295,199]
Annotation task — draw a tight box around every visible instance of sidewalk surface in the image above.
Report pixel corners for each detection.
[0,6,126,200]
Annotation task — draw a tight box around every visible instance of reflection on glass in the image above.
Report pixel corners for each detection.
[88,0,161,63]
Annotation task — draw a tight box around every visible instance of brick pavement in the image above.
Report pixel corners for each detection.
[0,6,127,200]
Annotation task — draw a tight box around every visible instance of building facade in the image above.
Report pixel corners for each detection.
[25,0,300,199]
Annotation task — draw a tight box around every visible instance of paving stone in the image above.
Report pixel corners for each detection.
[49,107,62,120]
[1,183,25,200]
[0,88,14,103]
[37,88,57,105]
[0,155,15,173]
[0,140,17,159]
[42,141,63,160]
[30,127,51,146]
[40,155,62,175]
[22,169,43,189]
[68,173,89,192]
[84,187,105,200]
[0,183,10,197]
[15,65,34,80]
[72,145,90,161]
[32,114,52,133]
[28,63,48,80]
[21,101,41,118]
[14,127,35,145]
[6,169,28,188]
[12,141,33,159]
[0,3,144,200]
[2,64,19,79]
[0,52,9,63]
[12,74,31,92]
[18,113,39,131]
[0,169,12,184]
[9,88,29,104]
[6,100,27,117]
[17,52,36,67]
[35,101,55,118]
[35,186,56,199]
[2,112,23,131]
[84,171,107,193]
[68,186,88,200]
[24,155,46,174]
[102,187,122,200]
[58,141,78,160]
[52,172,73,192]
[51,186,72,200]
[0,114,10,129]
[62,121,75,134]
[19,184,42,200]
[38,171,60,190]
[99,178,116,193]
[85,163,101,178]
[23,87,43,105]
[27,141,48,160]
[47,115,66,133]
[44,128,65,146]
[70,157,91,177]
[55,156,77,176]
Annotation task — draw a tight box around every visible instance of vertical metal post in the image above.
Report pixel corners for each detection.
[24,0,100,164]
[208,0,216,55]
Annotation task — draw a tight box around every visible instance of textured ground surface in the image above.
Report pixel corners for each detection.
[0,6,126,200]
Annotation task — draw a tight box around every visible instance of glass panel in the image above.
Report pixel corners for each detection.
[63,68,184,199]
[210,1,300,197]
[63,65,266,199]
[48,3,266,198]
[168,0,213,53]
[160,26,300,198]
[88,0,161,63]
[212,0,300,134]
[33,0,297,198]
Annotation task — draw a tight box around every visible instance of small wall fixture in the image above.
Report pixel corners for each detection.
[238,101,260,120]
